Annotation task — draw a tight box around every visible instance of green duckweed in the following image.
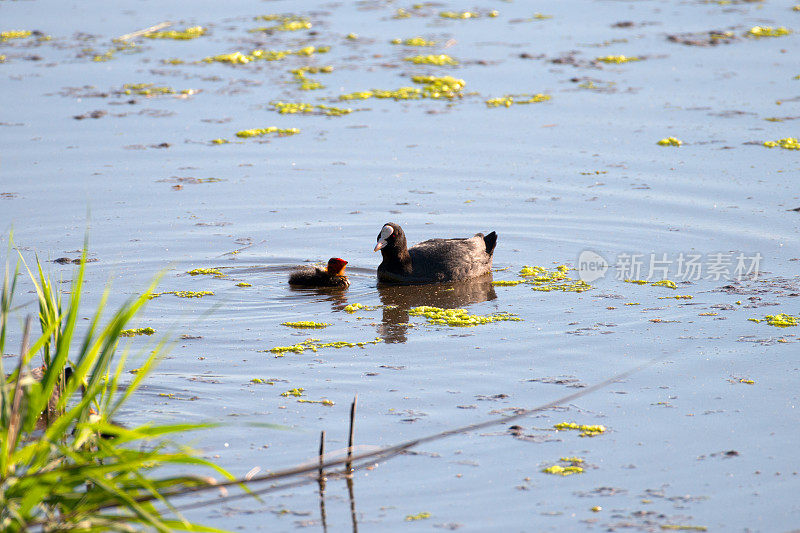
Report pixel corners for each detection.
[748,313,799,327]
[272,102,352,116]
[145,26,206,40]
[281,321,331,328]
[236,282,251,287]
[657,137,683,146]
[542,456,585,476]
[513,265,592,292]
[251,16,311,32]
[343,303,378,313]
[404,54,458,66]
[119,327,156,337]
[187,268,224,276]
[297,398,335,406]
[747,26,792,37]
[440,10,498,19]
[391,37,437,46]
[211,138,229,144]
[405,512,432,521]
[596,54,641,63]
[554,421,606,437]
[660,526,708,532]
[235,127,300,138]
[281,387,304,397]
[491,280,526,286]
[202,45,329,65]
[1,30,32,42]
[652,280,677,289]
[659,295,693,299]
[408,306,522,327]
[624,279,648,285]
[0,55,5,62]
[763,137,800,150]
[486,94,550,107]
[265,337,382,356]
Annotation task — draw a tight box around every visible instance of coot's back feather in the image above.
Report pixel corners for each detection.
[375,223,497,284]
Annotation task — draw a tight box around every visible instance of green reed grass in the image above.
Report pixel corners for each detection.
[0,241,234,531]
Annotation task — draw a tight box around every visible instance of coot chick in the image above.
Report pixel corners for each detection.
[289,257,350,288]
[374,223,497,284]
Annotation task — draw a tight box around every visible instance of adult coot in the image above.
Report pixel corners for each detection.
[374,223,497,283]
[289,257,350,288]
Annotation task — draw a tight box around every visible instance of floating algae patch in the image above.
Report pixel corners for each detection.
[763,137,800,150]
[657,137,683,146]
[660,526,708,532]
[187,267,225,277]
[0,55,5,63]
[596,54,641,63]
[439,10,498,19]
[486,94,550,107]
[235,127,300,138]
[202,45,329,65]
[290,65,333,91]
[747,26,792,38]
[491,280,526,286]
[624,279,648,285]
[542,457,585,476]
[272,102,352,116]
[236,282,251,287]
[119,327,156,337]
[554,421,606,437]
[516,265,592,293]
[1,30,33,42]
[264,337,382,356]
[659,295,693,300]
[149,290,214,299]
[391,37,438,46]
[343,302,379,313]
[404,54,458,66]
[91,40,138,62]
[281,387,304,397]
[652,280,677,289]
[412,75,465,98]
[405,512,432,521]
[748,313,799,327]
[251,16,312,33]
[211,138,229,144]
[145,26,206,40]
[297,398,335,406]
[408,306,522,327]
[281,321,331,329]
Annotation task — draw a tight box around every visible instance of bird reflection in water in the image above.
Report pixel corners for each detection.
[376,274,497,343]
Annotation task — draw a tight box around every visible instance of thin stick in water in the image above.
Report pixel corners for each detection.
[347,395,357,474]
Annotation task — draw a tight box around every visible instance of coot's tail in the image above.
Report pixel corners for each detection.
[483,231,498,256]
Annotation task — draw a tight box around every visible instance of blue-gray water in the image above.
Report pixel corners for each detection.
[2,0,799,531]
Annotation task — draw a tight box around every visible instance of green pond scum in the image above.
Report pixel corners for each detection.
[747,26,792,37]
[280,321,331,329]
[148,290,214,299]
[439,10,498,19]
[405,512,432,521]
[265,337,383,356]
[408,306,522,327]
[554,421,606,437]
[542,457,585,476]
[1,30,32,42]
[596,54,641,63]
[235,127,300,138]
[343,302,379,313]
[272,102,352,116]
[486,94,550,107]
[201,45,329,65]
[251,16,312,33]
[297,398,335,406]
[657,137,683,146]
[391,37,437,46]
[236,282,251,287]
[659,526,708,532]
[498,265,591,292]
[187,267,225,277]
[281,387,304,397]
[763,137,800,150]
[144,26,206,40]
[748,313,799,327]
[404,54,458,66]
[119,327,156,337]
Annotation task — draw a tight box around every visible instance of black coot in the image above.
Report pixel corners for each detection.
[289,257,350,288]
[374,223,497,283]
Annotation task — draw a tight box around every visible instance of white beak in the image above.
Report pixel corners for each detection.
[374,224,394,252]
[374,239,387,252]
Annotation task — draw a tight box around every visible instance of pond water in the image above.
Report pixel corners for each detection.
[2,0,799,530]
